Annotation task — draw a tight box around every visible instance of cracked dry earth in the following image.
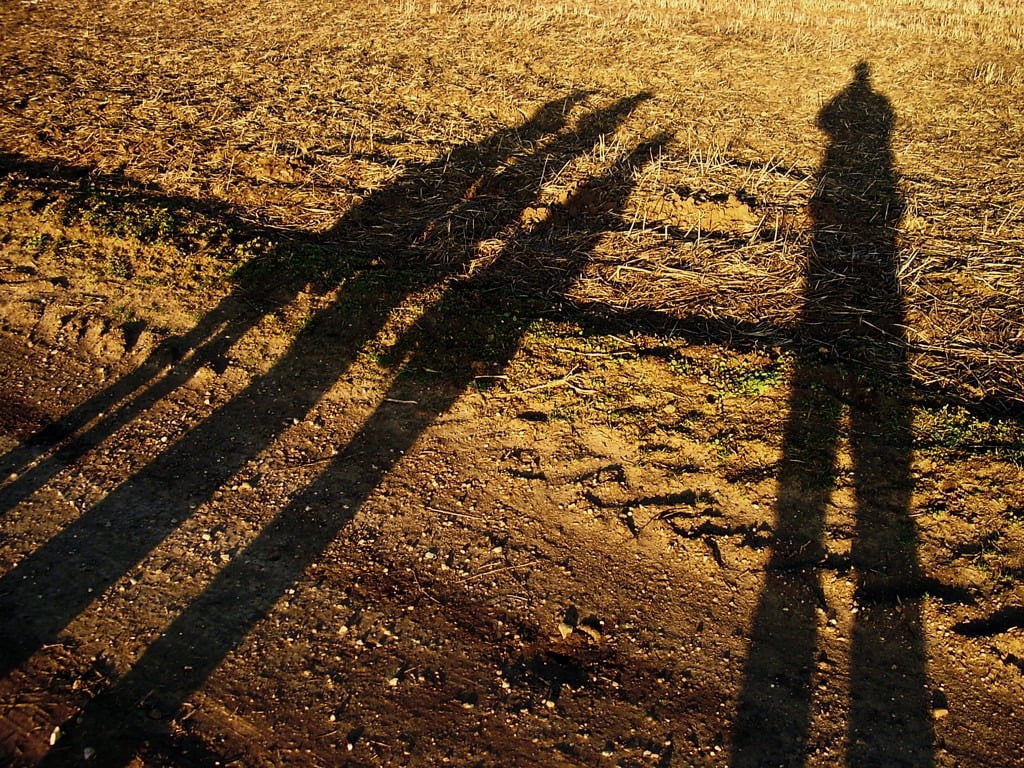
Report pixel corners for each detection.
[0,287,1023,767]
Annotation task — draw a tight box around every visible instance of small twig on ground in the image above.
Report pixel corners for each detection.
[457,560,541,583]
[427,506,485,521]
[412,569,442,605]
[505,366,597,396]
[507,365,581,393]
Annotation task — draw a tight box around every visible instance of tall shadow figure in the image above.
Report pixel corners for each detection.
[0,94,559,756]
[732,62,933,766]
[0,89,586,514]
[0,91,597,676]
[0,93,667,764]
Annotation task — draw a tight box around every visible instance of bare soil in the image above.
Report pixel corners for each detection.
[2,2,1023,767]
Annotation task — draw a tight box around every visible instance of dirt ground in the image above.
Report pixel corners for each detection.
[2,1,1024,767]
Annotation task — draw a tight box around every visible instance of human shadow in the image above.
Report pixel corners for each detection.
[0,89,584,515]
[731,62,934,766]
[0,90,599,675]
[0,95,668,764]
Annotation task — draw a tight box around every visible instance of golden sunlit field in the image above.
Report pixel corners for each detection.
[1,1,1023,766]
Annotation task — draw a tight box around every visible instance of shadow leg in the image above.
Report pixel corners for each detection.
[847,388,933,767]
[732,366,841,766]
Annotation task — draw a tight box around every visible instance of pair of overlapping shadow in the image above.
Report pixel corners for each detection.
[0,92,675,764]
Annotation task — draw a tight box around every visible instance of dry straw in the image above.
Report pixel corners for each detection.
[0,0,1021,409]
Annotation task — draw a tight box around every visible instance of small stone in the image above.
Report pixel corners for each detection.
[49,726,61,746]
[932,708,950,720]
[557,621,574,639]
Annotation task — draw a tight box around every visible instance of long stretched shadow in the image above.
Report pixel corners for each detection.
[0,91,600,676]
[2,95,669,764]
[731,62,933,766]
[0,89,585,514]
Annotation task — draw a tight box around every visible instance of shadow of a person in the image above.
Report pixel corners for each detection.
[732,62,934,767]
[0,92,596,516]
[6,95,666,766]
[0,92,594,677]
